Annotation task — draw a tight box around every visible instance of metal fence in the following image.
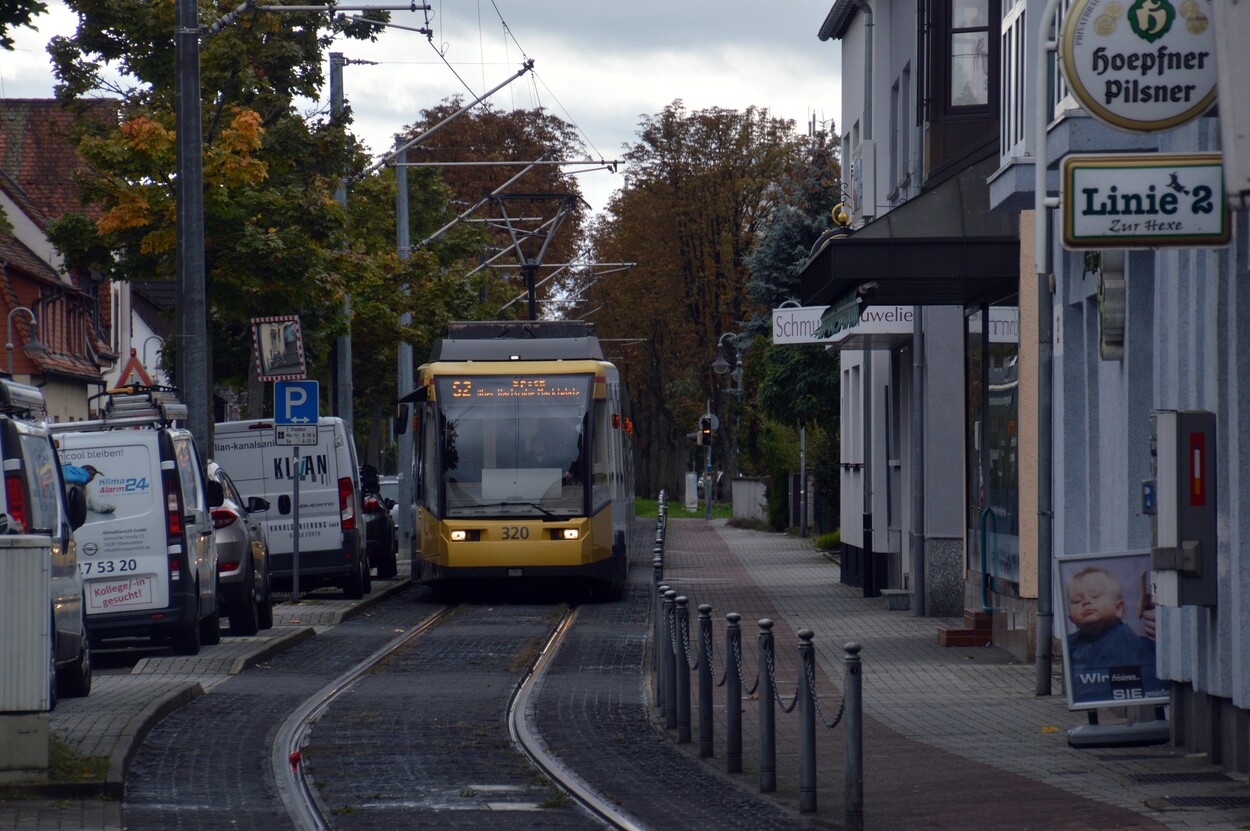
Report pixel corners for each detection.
[649,491,864,828]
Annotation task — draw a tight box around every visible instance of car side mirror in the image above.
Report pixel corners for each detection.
[65,486,88,531]
[246,496,270,513]
[206,479,225,508]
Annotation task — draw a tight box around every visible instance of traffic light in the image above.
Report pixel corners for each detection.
[700,416,712,444]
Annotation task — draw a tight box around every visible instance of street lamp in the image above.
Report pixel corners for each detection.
[6,306,45,378]
[142,335,165,376]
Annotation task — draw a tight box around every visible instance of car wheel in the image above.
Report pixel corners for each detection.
[228,565,261,637]
[257,569,274,630]
[58,615,92,698]
[343,560,365,600]
[377,544,398,579]
[200,595,222,647]
[173,616,202,656]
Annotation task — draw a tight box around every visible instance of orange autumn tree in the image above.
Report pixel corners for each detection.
[586,102,817,496]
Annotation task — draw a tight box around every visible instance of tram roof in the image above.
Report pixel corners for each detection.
[431,321,604,362]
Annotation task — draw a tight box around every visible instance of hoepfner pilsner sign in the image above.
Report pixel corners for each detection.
[1061,0,1216,133]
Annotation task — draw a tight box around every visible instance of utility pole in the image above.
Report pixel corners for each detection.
[395,140,415,568]
[175,0,209,450]
[330,52,353,427]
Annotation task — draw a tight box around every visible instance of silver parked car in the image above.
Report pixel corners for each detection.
[206,461,273,635]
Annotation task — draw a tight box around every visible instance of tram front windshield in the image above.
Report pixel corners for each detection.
[435,374,592,518]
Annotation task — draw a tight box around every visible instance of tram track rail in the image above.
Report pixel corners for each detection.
[508,606,647,831]
[273,604,456,830]
[274,598,639,830]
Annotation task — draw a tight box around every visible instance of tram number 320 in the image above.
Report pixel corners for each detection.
[502,526,530,540]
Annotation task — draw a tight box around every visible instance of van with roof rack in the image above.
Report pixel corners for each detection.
[50,385,221,655]
[0,378,91,710]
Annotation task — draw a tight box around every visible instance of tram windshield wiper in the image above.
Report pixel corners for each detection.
[477,501,557,518]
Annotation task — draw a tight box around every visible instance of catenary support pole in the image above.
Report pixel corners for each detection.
[396,140,415,573]
[174,0,209,451]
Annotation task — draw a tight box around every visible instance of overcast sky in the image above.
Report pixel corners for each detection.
[2,1,842,214]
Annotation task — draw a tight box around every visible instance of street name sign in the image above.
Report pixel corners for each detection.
[1061,153,1229,249]
[1060,0,1216,133]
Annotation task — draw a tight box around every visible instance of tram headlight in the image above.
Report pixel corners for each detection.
[562,528,580,541]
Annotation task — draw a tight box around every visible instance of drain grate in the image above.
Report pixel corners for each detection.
[1132,772,1235,784]
[1164,796,1250,809]
[1096,753,1175,761]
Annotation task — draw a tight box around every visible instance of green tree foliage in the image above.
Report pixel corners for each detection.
[402,99,588,311]
[587,101,814,496]
[44,0,387,391]
[0,0,46,50]
[739,127,842,524]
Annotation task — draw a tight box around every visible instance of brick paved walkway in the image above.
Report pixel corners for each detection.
[655,518,1250,831]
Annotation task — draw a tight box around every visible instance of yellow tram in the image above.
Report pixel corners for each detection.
[404,322,634,592]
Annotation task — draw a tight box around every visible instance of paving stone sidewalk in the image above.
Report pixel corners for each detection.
[654,518,1250,831]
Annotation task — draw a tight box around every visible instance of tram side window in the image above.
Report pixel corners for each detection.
[423,407,441,516]
[592,401,611,509]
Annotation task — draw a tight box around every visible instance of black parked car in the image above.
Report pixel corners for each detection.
[360,465,398,579]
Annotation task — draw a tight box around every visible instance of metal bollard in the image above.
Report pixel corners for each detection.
[663,590,678,729]
[798,630,816,813]
[759,618,776,793]
[676,597,692,743]
[845,641,863,831]
[697,604,714,757]
[655,583,670,706]
[726,613,743,773]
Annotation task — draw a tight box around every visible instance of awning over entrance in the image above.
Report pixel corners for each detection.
[799,154,1020,311]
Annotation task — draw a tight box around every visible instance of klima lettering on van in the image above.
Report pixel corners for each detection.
[272,454,329,481]
[96,476,151,495]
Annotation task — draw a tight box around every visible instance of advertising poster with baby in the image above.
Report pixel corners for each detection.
[1056,550,1169,710]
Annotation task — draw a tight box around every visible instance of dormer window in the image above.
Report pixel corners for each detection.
[950,0,990,108]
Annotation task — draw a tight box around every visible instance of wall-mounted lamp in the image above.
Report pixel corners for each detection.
[6,306,45,377]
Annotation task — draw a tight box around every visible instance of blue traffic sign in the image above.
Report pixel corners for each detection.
[275,380,319,425]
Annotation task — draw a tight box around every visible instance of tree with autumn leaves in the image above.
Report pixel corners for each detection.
[37,2,586,468]
[586,102,841,508]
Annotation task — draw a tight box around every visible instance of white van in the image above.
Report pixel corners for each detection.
[0,378,91,709]
[52,387,220,655]
[212,418,371,598]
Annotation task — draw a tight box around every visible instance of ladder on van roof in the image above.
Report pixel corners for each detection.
[48,385,189,432]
